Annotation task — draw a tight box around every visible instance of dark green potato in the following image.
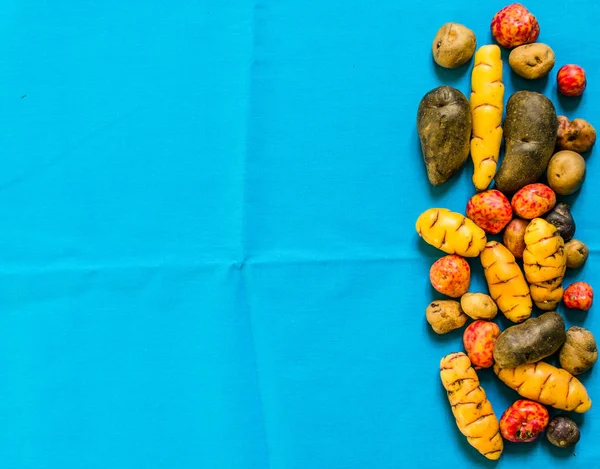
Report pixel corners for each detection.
[494,91,558,194]
[417,86,472,186]
[493,311,566,369]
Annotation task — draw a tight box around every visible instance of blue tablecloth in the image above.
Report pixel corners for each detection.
[0,1,598,467]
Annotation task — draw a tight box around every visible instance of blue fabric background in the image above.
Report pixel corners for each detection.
[0,0,598,467]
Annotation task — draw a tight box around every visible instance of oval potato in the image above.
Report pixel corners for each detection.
[417,86,472,186]
[460,292,498,320]
[546,150,586,196]
[565,239,589,269]
[511,183,556,219]
[493,311,566,368]
[426,299,468,334]
[432,23,476,69]
[559,326,598,375]
[503,218,529,259]
[509,43,555,79]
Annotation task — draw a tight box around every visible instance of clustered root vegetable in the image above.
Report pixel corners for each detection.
[419,5,597,461]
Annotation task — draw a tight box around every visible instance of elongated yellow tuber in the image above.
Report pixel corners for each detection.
[440,352,503,460]
[470,45,504,191]
[480,241,532,323]
[494,361,592,413]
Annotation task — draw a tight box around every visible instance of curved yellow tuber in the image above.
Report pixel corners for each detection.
[415,208,487,257]
[470,44,504,191]
[440,352,503,460]
[480,241,532,323]
[494,361,592,413]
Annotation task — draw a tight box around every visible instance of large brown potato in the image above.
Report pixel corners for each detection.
[494,91,558,194]
[493,312,566,368]
[417,86,472,186]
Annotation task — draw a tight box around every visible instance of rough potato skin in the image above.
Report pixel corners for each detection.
[417,86,473,186]
[557,116,597,153]
[565,239,589,269]
[494,91,558,194]
[460,292,498,320]
[493,311,566,369]
[426,300,468,334]
[559,326,598,375]
[432,23,477,69]
[509,43,555,79]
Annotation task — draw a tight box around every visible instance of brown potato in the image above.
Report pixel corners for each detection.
[460,292,498,320]
[546,150,586,195]
[557,116,596,153]
[503,218,529,259]
[432,23,476,69]
[559,326,598,375]
[509,43,555,80]
[426,299,468,334]
[565,239,589,269]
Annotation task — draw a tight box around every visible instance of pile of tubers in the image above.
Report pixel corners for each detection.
[417,3,597,462]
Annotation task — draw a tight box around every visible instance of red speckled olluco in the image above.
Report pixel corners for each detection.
[564,282,594,311]
[491,3,540,49]
[462,320,501,369]
[466,190,513,234]
[500,400,549,443]
[557,65,587,97]
[429,255,470,298]
[511,183,556,219]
